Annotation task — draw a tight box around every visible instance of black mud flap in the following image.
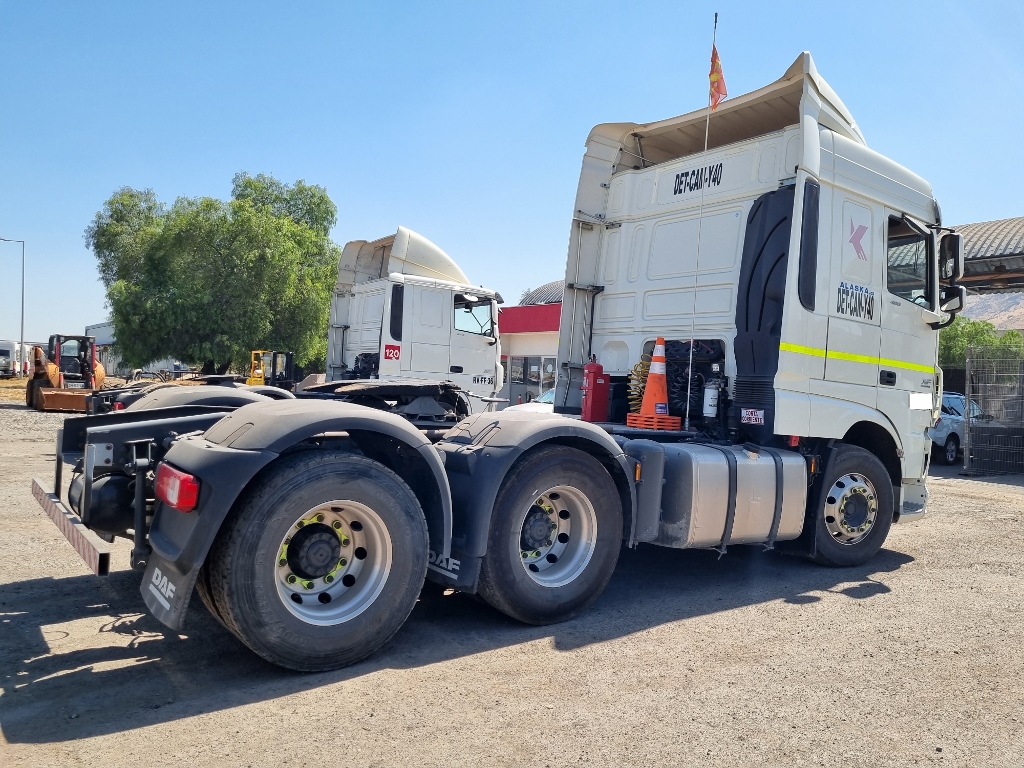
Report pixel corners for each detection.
[141,553,200,631]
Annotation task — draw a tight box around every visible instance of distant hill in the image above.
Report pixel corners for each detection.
[963,293,1024,330]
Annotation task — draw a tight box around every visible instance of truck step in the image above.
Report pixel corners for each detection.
[625,412,682,431]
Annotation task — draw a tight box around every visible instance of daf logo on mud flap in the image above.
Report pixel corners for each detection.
[148,567,177,609]
[427,550,460,578]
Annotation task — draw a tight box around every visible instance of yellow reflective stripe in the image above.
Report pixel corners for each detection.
[877,357,935,374]
[822,349,877,366]
[779,342,825,357]
[779,342,935,374]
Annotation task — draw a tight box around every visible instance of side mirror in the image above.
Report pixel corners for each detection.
[940,232,964,282]
[940,284,967,314]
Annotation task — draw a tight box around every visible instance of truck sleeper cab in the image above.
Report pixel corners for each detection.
[555,51,964,524]
[33,52,964,673]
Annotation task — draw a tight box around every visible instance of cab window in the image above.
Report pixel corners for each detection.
[886,216,933,309]
[454,294,494,336]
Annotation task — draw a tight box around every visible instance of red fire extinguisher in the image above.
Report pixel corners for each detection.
[580,355,610,423]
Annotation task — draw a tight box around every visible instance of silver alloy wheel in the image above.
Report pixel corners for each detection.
[518,486,597,588]
[274,500,392,626]
[823,473,878,545]
[945,437,958,465]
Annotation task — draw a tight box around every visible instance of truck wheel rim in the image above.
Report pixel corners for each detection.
[945,439,957,464]
[823,473,878,545]
[518,485,597,588]
[274,500,392,626]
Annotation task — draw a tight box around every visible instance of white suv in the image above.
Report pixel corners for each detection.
[929,393,985,466]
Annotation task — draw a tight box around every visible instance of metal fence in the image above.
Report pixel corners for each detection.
[964,346,1024,475]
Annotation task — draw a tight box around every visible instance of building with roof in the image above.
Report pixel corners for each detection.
[955,216,1024,293]
[497,279,563,407]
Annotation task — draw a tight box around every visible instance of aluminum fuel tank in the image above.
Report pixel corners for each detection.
[654,443,807,549]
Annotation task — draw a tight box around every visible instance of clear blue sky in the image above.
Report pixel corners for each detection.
[1,0,1021,343]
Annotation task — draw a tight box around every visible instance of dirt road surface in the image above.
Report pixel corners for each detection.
[1,401,1022,767]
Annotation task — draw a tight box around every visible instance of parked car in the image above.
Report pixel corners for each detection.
[505,387,555,413]
[929,392,990,465]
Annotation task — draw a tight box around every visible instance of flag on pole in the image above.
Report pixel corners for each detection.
[709,44,727,111]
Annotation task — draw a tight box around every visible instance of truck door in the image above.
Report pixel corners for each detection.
[450,294,498,398]
[878,213,939,391]
[824,197,883,406]
[877,213,941,479]
[407,284,454,377]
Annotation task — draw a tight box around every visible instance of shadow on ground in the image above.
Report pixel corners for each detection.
[929,459,1024,487]
[0,544,912,743]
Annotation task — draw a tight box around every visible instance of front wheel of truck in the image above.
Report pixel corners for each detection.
[206,451,428,672]
[478,445,623,625]
[812,444,895,567]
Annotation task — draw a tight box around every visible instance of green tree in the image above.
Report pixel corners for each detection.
[938,315,1024,368]
[85,175,339,372]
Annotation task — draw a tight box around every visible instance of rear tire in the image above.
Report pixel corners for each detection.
[812,444,894,567]
[478,445,623,625]
[25,378,37,407]
[194,564,229,630]
[207,451,428,671]
[941,435,960,466]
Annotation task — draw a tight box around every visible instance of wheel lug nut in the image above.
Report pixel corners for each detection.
[325,574,334,583]
[286,574,297,584]
[332,521,342,530]
[316,514,324,523]
[545,539,552,546]
[303,581,314,590]
[278,558,287,567]
[339,558,347,567]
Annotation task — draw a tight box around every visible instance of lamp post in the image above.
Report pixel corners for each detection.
[0,237,25,378]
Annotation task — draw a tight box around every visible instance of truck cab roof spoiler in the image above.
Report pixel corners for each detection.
[589,51,864,170]
[334,226,471,295]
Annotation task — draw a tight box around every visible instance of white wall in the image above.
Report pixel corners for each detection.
[503,331,558,358]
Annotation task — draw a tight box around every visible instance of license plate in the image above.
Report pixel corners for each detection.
[65,382,86,389]
[740,408,765,425]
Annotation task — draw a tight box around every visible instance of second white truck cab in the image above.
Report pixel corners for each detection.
[327,226,504,408]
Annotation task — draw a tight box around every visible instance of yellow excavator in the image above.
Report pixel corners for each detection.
[26,335,106,412]
[246,350,296,390]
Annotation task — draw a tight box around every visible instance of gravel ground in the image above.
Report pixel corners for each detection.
[1,401,1022,767]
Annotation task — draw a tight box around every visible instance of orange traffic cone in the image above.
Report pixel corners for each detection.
[626,337,682,431]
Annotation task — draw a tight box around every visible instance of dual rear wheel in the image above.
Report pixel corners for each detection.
[197,445,624,670]
[200,452,427,672]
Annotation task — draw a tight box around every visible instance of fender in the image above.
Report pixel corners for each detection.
[805,392,903,451]
[434,411,635,590]
[127,384,272,411]
[142,399,453,630]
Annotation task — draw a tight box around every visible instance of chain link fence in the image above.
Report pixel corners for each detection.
[964,346,1024,475]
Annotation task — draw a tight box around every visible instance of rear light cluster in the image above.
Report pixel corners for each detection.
[155,463,200,512]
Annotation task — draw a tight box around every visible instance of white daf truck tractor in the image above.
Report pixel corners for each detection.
[32,52,965,672]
